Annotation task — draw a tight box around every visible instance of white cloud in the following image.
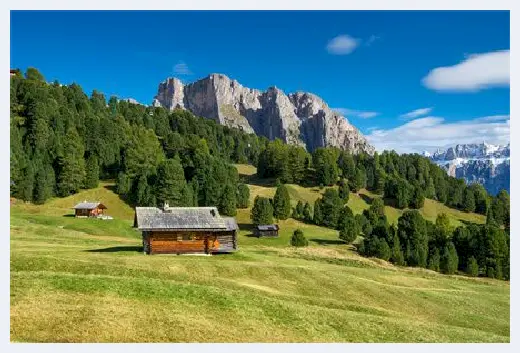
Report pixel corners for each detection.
[333,108,379,119]
[422,50,510,92]
[326,35,360,55]
[173,61,192,75]
[399,107,433,120]
[367,115,510,154]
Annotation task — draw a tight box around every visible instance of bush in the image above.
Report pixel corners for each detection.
[290,229,308,247]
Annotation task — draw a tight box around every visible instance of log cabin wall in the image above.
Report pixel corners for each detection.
[145,230,237,255]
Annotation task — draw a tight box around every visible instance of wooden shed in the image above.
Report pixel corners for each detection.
[134,206,238,255]
[72,201,107,218]
[253,224,279,238]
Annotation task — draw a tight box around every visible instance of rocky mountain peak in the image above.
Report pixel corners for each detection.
[152,74,375,154]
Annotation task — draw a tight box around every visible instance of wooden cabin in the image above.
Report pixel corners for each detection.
[134,206,238,255]
[254,224,279,238]
[73,201,107,218]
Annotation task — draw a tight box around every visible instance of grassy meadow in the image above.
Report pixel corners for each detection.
[10,166,508,342]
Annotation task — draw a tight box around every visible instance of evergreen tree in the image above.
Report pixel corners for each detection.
[397,210,429,267]
[116,172,131,196]
[390,233,405,266]
[18,163,35,201]
[57,127,85,197]
[293,200,304,220]
[313,199,323,225]
[219,183,237,216]
[33,164,55,204]
[339,216,358,244]
[320,188,343,228]
[338,178,350,203]
[351,168,367,193]
[273,184,291,220]
[291,229,308,247]
[428,248,441,272]
[155,158,187,207]
[303,202,312,223]
[375,239,391,261]
[84,154,99,189]
[237,183,250,209]
[409,186,425,209]
[467,256,479,277]
[440,242,459,274]
[462,187,476,213]
[251,196,274,225]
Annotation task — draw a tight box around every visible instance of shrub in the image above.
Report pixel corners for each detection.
[291,229,308,247]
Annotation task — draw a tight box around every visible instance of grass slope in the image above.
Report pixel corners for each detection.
[10,172,507,343]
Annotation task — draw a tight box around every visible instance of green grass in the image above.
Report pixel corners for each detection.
[10,174,508,343]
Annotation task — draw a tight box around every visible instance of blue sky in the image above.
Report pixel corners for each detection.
[10,10,510,153]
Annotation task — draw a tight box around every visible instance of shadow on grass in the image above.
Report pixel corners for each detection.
[310,238,346,246]
[359,193,374,205]
[103,184,135,209]
[85,246,143,253]
[238,223,256,232]
[62,214,75,218]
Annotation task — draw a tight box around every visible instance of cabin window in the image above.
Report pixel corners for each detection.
[183,234,192,241]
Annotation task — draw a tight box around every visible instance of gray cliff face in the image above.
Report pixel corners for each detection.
[427,143,510,195]
[152,74,374,154]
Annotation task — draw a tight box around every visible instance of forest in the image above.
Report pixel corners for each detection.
[10,68,510,279]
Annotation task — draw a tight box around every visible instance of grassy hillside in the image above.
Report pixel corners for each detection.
[236,164,485,228]
[10,174,508,343]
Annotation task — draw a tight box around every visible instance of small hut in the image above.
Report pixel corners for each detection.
[254,224,279,238]
[134,206,239,255]
[72,201,107,218]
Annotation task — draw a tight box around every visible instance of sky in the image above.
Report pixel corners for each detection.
[10,10,510,153]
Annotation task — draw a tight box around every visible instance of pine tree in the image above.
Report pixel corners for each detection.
[390,233,405,266]
[219,183,237,216]
[313,199,323,225]
[237,183,250,209]
[116,172,131,196]
[466,256,479,277]
[338,178,350,203]
[273,184,291,220]
[251,196,274,225]
[84,154,99,189]
[33,164,55,204]
[18,162,35,201]
[155,158,187,206]
[57,127,85,197]
[375,239,391,261]
[303,202,312,223]
[428,248,441,272]
[440,242,459,275]
[293,200,304,220]
[339,216,358,244]
[320,188,343,228]
[291,229,308,247]
[462,187,476,213]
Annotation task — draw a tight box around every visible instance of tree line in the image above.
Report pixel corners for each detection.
[10,68,259,215]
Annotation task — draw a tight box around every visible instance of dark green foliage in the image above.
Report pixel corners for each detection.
[428,248,441,272]
[33,164,55,204]
[116,172,131,196]
[313,199,323,225]
[469,184,489,215]
[409,186,425,209]
[462,187,476,213]
[440,242,459,275]
[397,210,428,268]
[313,148,339,186]
[291,229,308,247]
[56,127,85,197]
[237,183,250,209]
[390,233,405,266]
[219,183,237,216]
[293,200,304,219]
[251,196,274,226]
[317,188,343,228]
[351,168,367,193]
[338,178,350,203]
[273,184,291,220]
[84,155,99,189]
[303,202,312,223]
[154,158,187,207]
[375,239,391,261]
[338,209,358,244]
[467,256,479,277]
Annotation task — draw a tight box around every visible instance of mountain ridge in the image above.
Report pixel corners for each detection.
[152,73,375,154]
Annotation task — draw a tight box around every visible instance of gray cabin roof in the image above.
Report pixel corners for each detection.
[256,224,279,231]
[73,201,106,210]
[222,217,239,231]
[135,206,236,231]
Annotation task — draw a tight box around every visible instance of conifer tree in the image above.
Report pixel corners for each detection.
[251,196,274,225]
[219,183,237,216]
[440,242,459,274]
[338,178,350,203]
[273,184,291,220]
[303,202,312,223]
[155,158,187,206]
[467,256,479,277]
[84,154,99,189]
[237,183,250,209]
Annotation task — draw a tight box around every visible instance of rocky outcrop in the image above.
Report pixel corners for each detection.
[426,143,510,195]
[152,74,374,154]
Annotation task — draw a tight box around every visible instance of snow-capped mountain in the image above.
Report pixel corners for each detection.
[425,143,510,195]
